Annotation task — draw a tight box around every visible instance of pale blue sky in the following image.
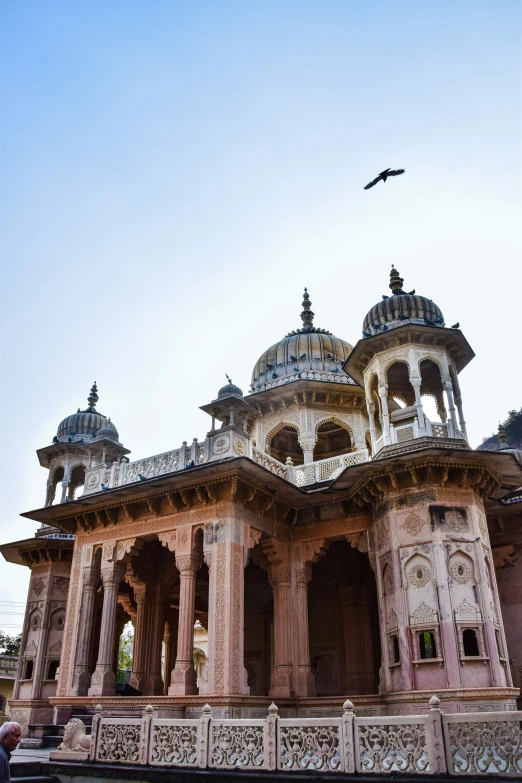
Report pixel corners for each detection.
[0,1,520,622]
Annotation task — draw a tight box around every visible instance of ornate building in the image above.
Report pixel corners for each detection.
[3,267,522,742]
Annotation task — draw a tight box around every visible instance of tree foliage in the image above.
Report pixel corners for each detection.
[480,407,522,451]
[0,632,22,656]
[117,623,134,683]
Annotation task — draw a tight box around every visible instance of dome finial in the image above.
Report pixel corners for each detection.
[300,287,315,331]
[389,265,405,294]
[225,373,233,385]
[87,381,99,411]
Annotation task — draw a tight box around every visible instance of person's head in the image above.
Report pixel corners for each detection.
[0,722,22,751]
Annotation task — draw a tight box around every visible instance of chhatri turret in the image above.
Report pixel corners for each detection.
[345,266,474,457]
[37,382,129,506]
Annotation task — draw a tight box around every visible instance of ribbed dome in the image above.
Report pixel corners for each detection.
[362,266,445,337]
[251,290,355,392]
[55,383,120,444]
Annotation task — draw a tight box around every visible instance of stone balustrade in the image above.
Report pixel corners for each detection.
[52,696,522,776]
[294,448,369,487]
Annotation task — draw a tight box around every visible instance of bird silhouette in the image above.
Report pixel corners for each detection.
[451,322,460,329]
[362,330,372,338]
[65,497,71,503]
[300,353,306,360]
[364,168,405,190]
[424,316,436,326]
[408,289,416,295]
[289,355,296,362]
[397,314,408,320]
[185,460,195,469]
[101,484,110,491]
[138,474,148,481]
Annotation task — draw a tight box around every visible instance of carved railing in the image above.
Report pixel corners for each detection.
[443,711,522,777]
[354,713,439,774]
[122,448,182,484]
[294,449,369,487]
[252,448,288,479]
[60,698,522,776]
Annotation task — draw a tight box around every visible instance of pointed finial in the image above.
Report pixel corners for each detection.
[300,287,314,331]
[87,382,99,410]
[225,373,233,385]
[389,264,405,294]
[498,422,507,445]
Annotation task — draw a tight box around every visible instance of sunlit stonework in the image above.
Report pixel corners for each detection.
[2,267,522,777]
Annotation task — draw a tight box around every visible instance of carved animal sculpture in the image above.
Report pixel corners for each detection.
[58,718,91,752]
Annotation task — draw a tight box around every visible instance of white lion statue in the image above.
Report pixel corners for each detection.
[58,718,91,753]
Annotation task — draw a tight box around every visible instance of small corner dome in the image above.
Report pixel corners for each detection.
[94,418,120,442]
[251,289,353,393]
[362,266,445,337]
[217,376,244,399]
[55,383,120,444]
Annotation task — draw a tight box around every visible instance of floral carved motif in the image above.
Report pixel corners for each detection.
[447,720,522,774]
[450,560,472,584]
[279,724,341,771]
[401,513,424,537]
[54,577,70,595]
[151,724,198,766]
[211,723,264,768]
[444,510,468,533]
[358,723,429,772]
[32,578,45,596]
[407,563,431,588]
[454,599,481,621]
[30,612,42,631]
[410,602,438,625]
[96,722,141,763]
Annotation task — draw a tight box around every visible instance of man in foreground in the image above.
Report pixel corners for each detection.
[0,722,22,783]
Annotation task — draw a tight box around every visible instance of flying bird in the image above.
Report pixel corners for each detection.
[364,168,405,190]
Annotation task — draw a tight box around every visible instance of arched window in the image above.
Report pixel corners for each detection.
[269,425,303,465]
[419,631,437,659]
[69,465,86,500]
[314,421,352,460]
[24,660,34,679]
[386,361,414,407]
[49,467,64,505]
[47,660,60,680]
[462,629,480,656]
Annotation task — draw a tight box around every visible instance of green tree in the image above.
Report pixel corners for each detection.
[117,623,134,684]
[0,632,22,656]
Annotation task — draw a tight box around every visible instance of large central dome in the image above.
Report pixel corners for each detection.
[250,290,355,393]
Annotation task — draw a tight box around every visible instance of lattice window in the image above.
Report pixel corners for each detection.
[396,426,414,443]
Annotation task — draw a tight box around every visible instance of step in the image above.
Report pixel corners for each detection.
[10,763,44,778]
[10,777,58,783]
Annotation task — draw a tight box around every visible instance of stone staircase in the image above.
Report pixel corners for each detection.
[10,762,58,783]
[19,713,92,749]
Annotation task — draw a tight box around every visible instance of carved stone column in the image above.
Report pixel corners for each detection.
[71,566,100,696]
[88,562,125,696]
[367,402,377,454]
[128,583,149,694]
[269,565,293,698]
[378,386,391,445]
[169,553,201,695]
[163,609,178,695]
[444,380,459,437]
[205,517,249,696]
[147,579,168,695]
[294,562,316,697]
[410,377,425,429]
